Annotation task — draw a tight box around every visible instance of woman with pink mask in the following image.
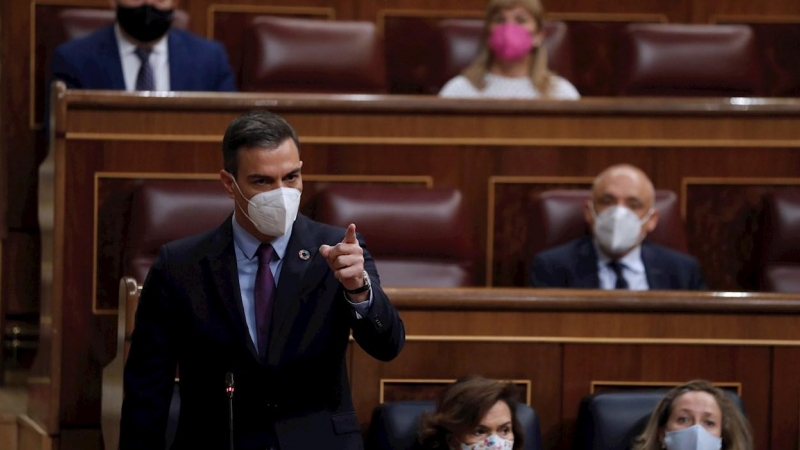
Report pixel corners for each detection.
[439,0,579,99]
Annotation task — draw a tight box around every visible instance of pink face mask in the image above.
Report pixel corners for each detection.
[488,22,534,62]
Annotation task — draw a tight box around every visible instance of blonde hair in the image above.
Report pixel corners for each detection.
[462,0,554,96]
[632,380,753,450]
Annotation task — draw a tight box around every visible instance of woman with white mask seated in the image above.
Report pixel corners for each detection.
[632,380,753,450]
[418,375,523,450]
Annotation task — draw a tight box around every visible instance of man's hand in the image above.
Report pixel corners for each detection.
[319,223,369,302]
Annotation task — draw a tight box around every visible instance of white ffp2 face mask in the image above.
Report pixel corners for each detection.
[459,434,514,450]
[664,424,722,450]
[591,204,653,255]
[230,176,301,237]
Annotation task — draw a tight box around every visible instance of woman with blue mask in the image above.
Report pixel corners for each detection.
[418,375,524,450]
[632,380,753,450]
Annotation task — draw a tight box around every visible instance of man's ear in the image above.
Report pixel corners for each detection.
[583,200,595,228]
[219,170,235,200]
[644,208,659,233]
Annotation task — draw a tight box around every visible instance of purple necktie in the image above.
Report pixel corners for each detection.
[255,244,276,358]
[134,47,155,91]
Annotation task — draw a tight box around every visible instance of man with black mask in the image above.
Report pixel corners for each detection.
[50,0,235,93]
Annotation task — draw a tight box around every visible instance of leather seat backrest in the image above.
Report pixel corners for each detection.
[365,401,543,450]
[124,180,231,282]
[240,16,387,93]
[436,19,575,89]
[529,189,687,260]
[616,23,761,96]
[313,185,476,287]
[57,8,189,41]
[758,189,800,292]
[575,389,745,450]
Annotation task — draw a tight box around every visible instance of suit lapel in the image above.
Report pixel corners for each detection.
[202,217,260,360]
[642,242,669,290]
[166,30,187,91]
[575,237,601,288]
[267,215,321,365]
[100,25,126,90]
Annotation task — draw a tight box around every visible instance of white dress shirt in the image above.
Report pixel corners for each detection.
[114,25,171,91]
[594,240,649,290]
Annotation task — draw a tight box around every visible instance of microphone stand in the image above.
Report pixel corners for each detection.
[226,372,235,450]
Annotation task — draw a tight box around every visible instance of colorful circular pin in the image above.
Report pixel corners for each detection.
[298,249,310,260]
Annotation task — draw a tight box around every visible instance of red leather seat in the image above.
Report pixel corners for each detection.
[616,24,761,96]
[240,16,386,93]
[758,190,800,292]
[529,190,688,260]
[313,185,476,288]
[436,19,575,90]
[124,180,231,282]
[57,8,189,41]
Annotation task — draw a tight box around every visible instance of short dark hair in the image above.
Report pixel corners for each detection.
[221,110,300,177]
[418,375,524,450]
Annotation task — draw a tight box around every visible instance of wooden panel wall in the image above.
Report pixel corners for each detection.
[3,0,800,339]
[28,90,800,448]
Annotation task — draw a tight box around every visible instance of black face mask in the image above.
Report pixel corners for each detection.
[116,4,174,43]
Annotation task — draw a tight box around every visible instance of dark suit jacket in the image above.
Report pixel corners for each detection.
[529,237,706,290]
[50,24,236,92]
[120,214,405,450]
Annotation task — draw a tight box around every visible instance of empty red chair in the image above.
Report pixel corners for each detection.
[616,24,761,96]
[313,185,476,288]
[240,16,386,93]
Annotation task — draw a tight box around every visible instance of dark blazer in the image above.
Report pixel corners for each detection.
[120,214,405,450]
[50,24,236,92]
[529,236,706,290]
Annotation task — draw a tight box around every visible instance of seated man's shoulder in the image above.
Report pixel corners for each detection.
[55,24,114,56]
[168,28,225,51]
[533,237,588,264]
[642,241,700,267]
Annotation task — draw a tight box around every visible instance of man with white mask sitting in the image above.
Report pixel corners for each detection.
[529,164,706,290]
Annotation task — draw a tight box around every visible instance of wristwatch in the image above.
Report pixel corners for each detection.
[344,270,371,295]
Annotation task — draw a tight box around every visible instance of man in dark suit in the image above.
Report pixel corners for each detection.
[530,164,705,290]
[50,0,235,92]
[119,111,405,450]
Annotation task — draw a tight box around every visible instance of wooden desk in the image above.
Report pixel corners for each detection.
[32,86,800,448]
[366,289,800,450]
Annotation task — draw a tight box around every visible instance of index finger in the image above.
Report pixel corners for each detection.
[342,223,357,244]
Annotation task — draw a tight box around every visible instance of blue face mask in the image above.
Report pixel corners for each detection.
[664,424,722,450]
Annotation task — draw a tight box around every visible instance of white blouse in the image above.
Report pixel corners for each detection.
[439,72,580,100]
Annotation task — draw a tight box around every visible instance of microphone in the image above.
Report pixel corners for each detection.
[225,372,235,450]
[225,372,235,398]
